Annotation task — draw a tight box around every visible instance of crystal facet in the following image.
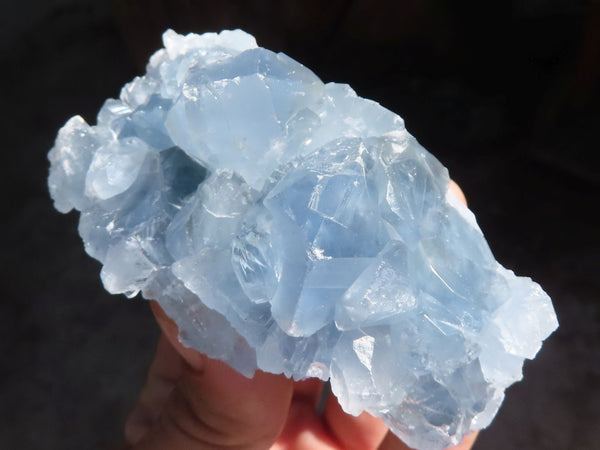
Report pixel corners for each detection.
[47,29,558,450]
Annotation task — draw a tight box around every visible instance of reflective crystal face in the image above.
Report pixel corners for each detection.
[47,29,558,450]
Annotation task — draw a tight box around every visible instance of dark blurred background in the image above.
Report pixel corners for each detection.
[1,1,598,449]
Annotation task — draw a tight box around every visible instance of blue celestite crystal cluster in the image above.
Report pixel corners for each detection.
[48,30,558,449]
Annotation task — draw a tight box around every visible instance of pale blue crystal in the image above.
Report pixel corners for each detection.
[47,29,558,450]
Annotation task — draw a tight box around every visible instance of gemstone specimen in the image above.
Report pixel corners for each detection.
[47,29,558,450]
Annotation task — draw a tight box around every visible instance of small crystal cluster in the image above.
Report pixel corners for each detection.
[48,30,558,449]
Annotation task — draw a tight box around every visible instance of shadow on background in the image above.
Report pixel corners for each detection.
[0,1,598,449]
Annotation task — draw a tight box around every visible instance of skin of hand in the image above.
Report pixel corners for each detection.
[123,181,477,450]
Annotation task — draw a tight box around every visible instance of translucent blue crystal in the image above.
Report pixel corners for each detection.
[47,29,558,450]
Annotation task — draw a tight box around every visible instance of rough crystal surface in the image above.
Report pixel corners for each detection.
[47,29,558,450]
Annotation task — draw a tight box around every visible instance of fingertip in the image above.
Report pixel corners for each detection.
[178,360,294,448]
[449,180,467,206]
[149,301,205,371]
[450,432,478,450]
[324,395,388,450]
[274,400,341,450]
[146,301,294,449]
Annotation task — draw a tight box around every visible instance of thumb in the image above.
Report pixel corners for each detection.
[131,301,294,450]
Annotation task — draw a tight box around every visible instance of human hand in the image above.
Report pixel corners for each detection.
[124,181,476,450]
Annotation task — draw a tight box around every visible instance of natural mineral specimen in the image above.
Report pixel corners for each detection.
[48,29,558,450]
